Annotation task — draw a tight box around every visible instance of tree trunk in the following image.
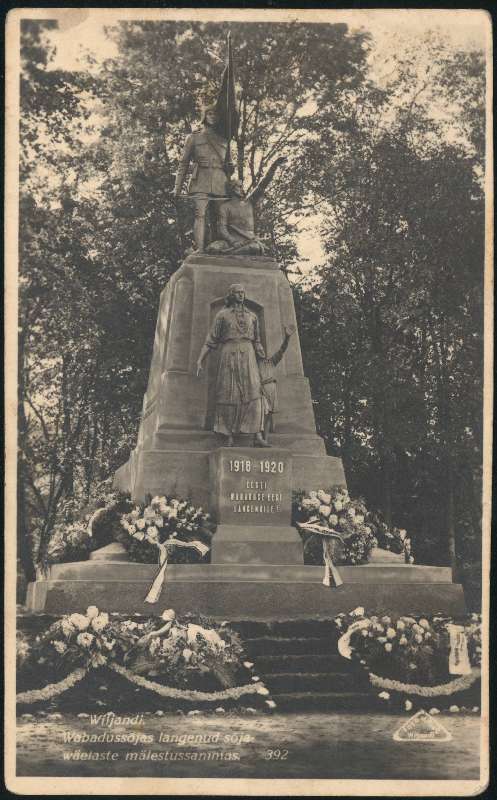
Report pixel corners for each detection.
[17,327,36,583]
[432,316,458,575]
[446,450,457,576]
[61,355,74,496]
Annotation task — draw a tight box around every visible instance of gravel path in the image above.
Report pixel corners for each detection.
[16,711,481,779]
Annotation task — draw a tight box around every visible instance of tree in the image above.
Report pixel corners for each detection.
[301,37,484,592]
[19,20,370,574]
[18,20,485,610]
[94,20,370,267]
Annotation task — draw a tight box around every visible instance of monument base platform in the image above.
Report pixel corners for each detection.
[25,561,466,619]
[212,525,303,564]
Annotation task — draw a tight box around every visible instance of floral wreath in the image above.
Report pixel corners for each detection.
[295,486,414,565]
[334,607,481,705]
[118,495,214,601]
[16,607,276,710]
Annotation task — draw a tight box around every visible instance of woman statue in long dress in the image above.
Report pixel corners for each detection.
[196,284,271,447]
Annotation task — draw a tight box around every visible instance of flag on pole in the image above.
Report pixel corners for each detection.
[214,32,239,144]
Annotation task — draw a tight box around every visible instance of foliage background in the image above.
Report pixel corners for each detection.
[18,18,486,608]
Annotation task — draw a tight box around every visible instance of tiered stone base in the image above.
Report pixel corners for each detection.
[112,253,347,505]
[26,560,465,618]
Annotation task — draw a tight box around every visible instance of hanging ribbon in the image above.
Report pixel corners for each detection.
[322,538,343,587]
[144,539,210,604]
[297,522,343,587]
[447,623,472,675]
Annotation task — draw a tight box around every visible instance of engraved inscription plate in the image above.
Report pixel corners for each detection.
[209,447,292,526]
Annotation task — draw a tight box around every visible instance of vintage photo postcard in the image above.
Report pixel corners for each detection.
[5,7,492,795]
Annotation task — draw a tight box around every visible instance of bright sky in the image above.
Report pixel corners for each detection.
[40,8,489,273]
[45,8,488,72]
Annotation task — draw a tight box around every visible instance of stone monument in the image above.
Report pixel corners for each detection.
[112,251,345,506]
[25,34,466,619]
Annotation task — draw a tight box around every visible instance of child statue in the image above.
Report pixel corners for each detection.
[258,325,296,443]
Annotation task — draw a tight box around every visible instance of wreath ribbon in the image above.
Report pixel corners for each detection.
[145,539,210,604]
[297,522,344,587]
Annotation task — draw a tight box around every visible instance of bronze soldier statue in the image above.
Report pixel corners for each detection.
[206,156,286,256]
[173,105,232,252]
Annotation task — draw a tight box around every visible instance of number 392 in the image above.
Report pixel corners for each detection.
[263,749,289,760]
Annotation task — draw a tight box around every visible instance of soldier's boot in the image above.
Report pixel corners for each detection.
[193,197,209,252]
[193,215,206,252]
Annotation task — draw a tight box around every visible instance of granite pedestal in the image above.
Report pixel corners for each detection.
[113,253,346,505]
[25,555,466,619]
[209,446,303,564]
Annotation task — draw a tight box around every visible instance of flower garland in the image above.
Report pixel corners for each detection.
[369,669,481,697]
[16,607,273,709]
[16,668,88,705]
[109,664,268,702]
[16,664,270,706]
[335,608,482,700]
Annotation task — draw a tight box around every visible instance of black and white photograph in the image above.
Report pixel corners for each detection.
[5,7,491,795]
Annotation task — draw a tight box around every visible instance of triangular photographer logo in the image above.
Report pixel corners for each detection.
[393,709,452,742]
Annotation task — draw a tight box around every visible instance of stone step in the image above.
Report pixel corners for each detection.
[254,653,354,674]
[244,636,336,656]
[48,560,455,585]
[272,691,379,712]
[263,672,368,693]
[26,576,466,618]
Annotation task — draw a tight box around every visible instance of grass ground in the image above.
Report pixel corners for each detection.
[17,710,481,779]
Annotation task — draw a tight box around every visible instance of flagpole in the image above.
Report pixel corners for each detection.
[225,31,233,175]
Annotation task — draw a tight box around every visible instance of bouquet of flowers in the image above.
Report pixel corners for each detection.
[22,609,246,690]
[294,486,413,565]
[295,487,376,565]
[368,514,414,563]
[45,487,134,565]
[46,519,93,565]
[120,609,245,689]
[32,606,118,674]
[118,495,215,564]
[335,608,481,687]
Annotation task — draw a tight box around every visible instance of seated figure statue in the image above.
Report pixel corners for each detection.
[207,156,286,256]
